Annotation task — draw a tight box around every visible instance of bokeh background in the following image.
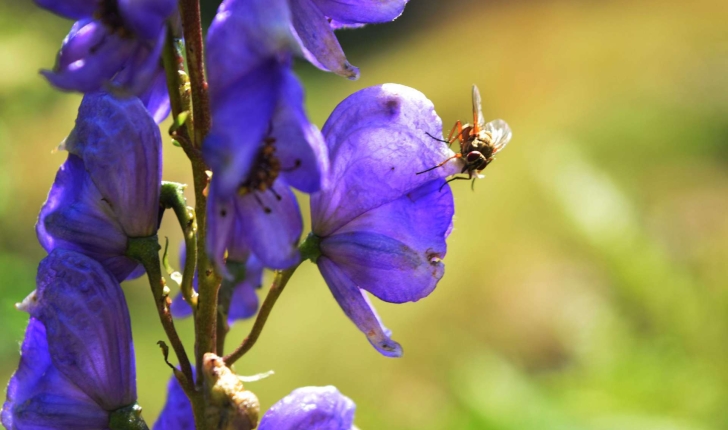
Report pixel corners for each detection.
[2,0,728,428]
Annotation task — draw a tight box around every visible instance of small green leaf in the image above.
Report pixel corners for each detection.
[168,111,190,135]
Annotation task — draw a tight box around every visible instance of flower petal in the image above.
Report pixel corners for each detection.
[1,318,109,430]
[65,92,162,238]
[36,155,139,281]
[153,374,194,430]
[27,249,136,411]
[259,386,356,430]
[273,70,329,193]
[228,255,263,323]
[118,0,176,40]
[137,67,171,124]
[33,0,95,21]
[204,59,283,198]
[318,257,402,357]
[311,84,458,236]
[206,185,236,275]
[290,0,360,80]
[42,20,136,93]
[311,0,407,25]
[321,179,453,303]
[232,178,302,269]
[111,30,167,96]
[206,0,298,95]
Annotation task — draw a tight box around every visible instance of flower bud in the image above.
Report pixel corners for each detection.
[202,353,260,430]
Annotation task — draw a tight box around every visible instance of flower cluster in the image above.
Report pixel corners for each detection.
[3,0,512,427]
[38,0,174,121]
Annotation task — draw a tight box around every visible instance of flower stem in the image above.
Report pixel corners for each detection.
[160,182,198,308]
[191,165,221,376]
[223,264,300,366]
[126,236,194,392]
[161,22,197,160]
[223,235,321,365]
[178,0,211,147]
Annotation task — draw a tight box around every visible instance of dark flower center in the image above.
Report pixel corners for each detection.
[238,136,281,197]
[95,0,132,37]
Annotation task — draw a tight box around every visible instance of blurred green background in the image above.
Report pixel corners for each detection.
[2,0,728,428]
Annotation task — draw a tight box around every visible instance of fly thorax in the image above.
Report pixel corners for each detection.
[474,131,495,158]
[237,137,281,196]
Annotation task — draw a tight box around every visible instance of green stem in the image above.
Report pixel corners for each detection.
[161,22,197,160]
[160,182,198,308]
[215,261,247,355]
[191,164,220,380]
[223,264,300,366]
[223,235,322,365]
[126,236,194,392]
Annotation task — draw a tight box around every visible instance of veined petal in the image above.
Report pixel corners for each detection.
[33,0,95,21]
[311,84,458,236]
[42,20,136,93]
[65,92,162,238]
[273,69,329,193]
[1,318,109,430]
[258,386,356,430]
[27,249,136,411]
[204,59,283,198]
[311,0,407,25]
[290,0,360,80]
[321,179,453,303]
[118,0,176,40]
[37,155,139,281]
[318,258,402,357]
[232,178,302,270]
[153,374,194,430]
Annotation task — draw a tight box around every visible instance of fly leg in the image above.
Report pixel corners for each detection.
[416,153,462,175]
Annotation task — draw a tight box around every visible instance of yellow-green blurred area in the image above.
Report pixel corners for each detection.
[1,0,728,428]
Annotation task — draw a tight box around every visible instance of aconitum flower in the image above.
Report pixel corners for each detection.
[1,249,138,429]
[205,0,328,270]
[156,379,355,430]
[37,0,174,99]
[310,84,458,356]
[37,92,162,281]
[258,386,356,430]
[290,0,409,79]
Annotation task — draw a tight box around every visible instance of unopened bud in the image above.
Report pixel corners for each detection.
[202,353,260,430]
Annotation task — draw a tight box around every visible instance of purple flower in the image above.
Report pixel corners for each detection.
[258,386,355,430]
[156,380,355,430]
[37,0,174,101]
[153,371,194,430]
[1,249,137,429]
[290,0,409,79]
[204,0,328,271]
[37,92,162,281]
[170,243,264,323]
[310,84,457,357]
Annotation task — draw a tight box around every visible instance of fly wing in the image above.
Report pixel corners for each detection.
[472,85,485,129]
[484,119,512,153]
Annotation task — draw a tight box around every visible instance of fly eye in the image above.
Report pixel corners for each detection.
[466,152,484,164]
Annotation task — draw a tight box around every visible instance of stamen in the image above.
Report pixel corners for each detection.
[268,187,282,201]
[253,194,272,214]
